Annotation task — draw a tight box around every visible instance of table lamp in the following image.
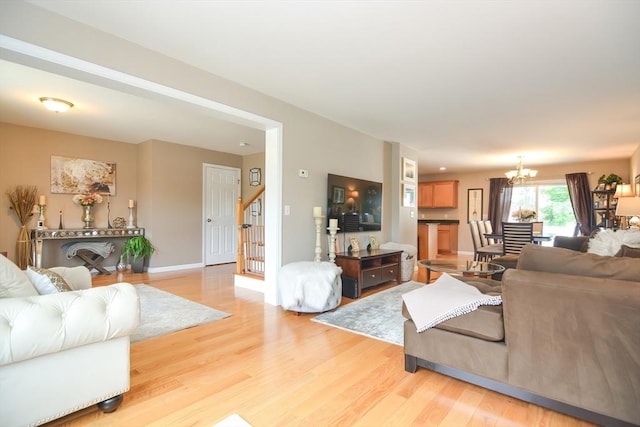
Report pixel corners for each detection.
[615,196,640,229]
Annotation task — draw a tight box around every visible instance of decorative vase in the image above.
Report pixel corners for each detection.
[82,205,94,229]
[116,255,127,272]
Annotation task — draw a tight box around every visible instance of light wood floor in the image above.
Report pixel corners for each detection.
[46,259,594,427]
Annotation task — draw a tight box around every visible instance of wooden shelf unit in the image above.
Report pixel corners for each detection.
[591,189,619,230]
[334,249,402,298]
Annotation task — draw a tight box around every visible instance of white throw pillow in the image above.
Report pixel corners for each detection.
[587,229,640,256]
[25,266,73,294]
[0,254,38,298]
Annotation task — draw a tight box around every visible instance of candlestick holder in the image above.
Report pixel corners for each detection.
[36,204,47,230]
[314,216,325,262]
[106,196,113,229]
[126,206,136,229]
[327,226,340,263]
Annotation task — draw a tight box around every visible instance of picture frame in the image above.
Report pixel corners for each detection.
[467,188,483,222]
[332,185,345,204]
[402,183,416,207]
[402,157,416,182]
[368,235,379,250]
[251,199,261,216]
[349,236,360,252]
[50,155,116,194]
[249,168,261,186]
[635,174,640,196]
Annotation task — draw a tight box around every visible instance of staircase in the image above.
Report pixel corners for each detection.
[236,185,265,277]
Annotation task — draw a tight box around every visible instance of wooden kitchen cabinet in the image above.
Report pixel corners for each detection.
[437,224,458,254]
[418,180,458,208]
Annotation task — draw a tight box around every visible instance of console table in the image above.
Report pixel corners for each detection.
[335,249,402,298]
[31,228,144,269]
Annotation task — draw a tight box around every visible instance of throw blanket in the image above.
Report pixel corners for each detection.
[402,273,502,333]
[62,242,114,259]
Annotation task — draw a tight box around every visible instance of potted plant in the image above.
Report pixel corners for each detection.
[598,173,623,190]
[122,235,155,273]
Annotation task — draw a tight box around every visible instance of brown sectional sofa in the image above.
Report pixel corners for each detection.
[403,244,640,426]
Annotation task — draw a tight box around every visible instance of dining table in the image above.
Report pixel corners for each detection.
[484,233,552,245]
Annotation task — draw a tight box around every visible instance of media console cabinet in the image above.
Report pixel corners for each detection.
[335,249,402,298]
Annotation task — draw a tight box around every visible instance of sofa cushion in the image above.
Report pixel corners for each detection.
[616,244,640,258]
[517,244,640,282]
[435,277,504,341]
[553,236,589,252]
[25,267,73,294]
[0,254,38,298]
[402,277,505,341]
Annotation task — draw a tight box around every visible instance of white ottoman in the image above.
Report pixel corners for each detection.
[278,261,342,313]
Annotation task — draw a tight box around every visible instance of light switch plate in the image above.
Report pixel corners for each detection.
[298,169,309,178]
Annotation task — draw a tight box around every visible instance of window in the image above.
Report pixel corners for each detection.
[509,182,576,237]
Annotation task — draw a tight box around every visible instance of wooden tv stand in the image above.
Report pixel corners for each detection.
[334,249,402,298]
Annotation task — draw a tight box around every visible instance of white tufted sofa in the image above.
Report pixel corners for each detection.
[0,257,140,427]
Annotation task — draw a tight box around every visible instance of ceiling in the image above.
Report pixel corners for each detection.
[2,0,640,173]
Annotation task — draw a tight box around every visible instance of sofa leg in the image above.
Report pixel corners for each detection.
[97,394,123,413]
[405,354,418,373]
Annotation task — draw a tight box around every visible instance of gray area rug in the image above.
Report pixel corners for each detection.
[311,281,423,346]
[132,284,231,343]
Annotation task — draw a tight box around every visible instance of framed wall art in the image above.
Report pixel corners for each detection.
[251,199,262,216]
[332,186,345,204]
[402,157,416,182]
[50,155,116,194]
[467,188,483,222]
[402,183,416,207]
[249,168,261,186]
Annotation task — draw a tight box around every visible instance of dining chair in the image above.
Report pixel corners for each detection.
[483,220,499,244]
[469,221,503,261]
[477,220,489,246]
[532,221,543,236]
[501,222,534,254]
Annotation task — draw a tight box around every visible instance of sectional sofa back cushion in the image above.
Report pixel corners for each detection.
[517,244,640,282]
[0,254,38,298]
[552,236,589,252]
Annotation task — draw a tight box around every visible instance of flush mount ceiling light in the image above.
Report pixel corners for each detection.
[239,141,249,147]
[505,156,537,185]
[39,97,74,112]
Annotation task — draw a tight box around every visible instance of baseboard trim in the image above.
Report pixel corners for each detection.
[406,355,635,427]
[147,262,204,273]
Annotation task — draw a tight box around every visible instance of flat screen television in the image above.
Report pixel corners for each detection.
[327,173,382,233]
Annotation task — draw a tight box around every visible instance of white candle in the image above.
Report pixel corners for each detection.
[129,199,135,208]
[329,218,338,229]
[39,195,46,206]
[313,206,322,217]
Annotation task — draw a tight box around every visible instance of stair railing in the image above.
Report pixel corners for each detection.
[236,185,265,275]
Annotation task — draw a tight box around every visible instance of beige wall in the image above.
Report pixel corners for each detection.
[630,145,640,188]
[419,158,631,254]
[0,2,395,268]
[1,123,137,260]
[241,152,265,200]
[0,123,242,268]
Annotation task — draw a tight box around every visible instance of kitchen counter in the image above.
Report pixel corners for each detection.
[418,219,460,225]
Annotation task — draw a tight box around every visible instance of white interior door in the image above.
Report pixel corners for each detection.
[204,164,240,265]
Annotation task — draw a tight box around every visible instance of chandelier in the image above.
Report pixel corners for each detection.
[505,156,537,185]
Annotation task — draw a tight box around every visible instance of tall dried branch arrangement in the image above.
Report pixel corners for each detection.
[6,185,38,269]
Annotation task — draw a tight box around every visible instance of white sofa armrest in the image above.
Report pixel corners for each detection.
[0,283,140,365]
[49,266,92,290]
